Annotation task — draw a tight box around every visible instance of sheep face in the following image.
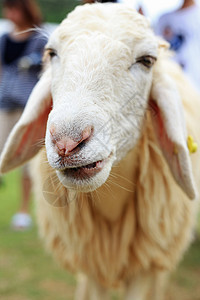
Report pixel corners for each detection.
[44,8,158,192]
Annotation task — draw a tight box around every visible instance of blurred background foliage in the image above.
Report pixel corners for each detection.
[0,0,79,23]
[37,0,78,23]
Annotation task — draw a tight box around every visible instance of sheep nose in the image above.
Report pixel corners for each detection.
[50,126,93,157]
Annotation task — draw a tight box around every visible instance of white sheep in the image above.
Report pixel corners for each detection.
[1,3,200,300]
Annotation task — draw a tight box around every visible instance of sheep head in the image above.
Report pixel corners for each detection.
[43,5,159,191]
[0,4,196,198]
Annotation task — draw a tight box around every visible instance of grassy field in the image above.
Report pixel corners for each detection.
[0,170,200,300]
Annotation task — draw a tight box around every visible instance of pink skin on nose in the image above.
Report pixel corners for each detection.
[50,126,92,157]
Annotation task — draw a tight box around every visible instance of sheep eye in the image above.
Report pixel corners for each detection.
[136,55,156,68]
[46,48,57,60]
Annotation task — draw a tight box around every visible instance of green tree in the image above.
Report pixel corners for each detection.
[37,0,78,23]
[0,0,78,23]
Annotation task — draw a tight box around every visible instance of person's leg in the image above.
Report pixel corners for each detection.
[10,164,33,230]
[0,109,23,187]
[21,165,32,213]
[0,109,23,153]
[0,109,33,229]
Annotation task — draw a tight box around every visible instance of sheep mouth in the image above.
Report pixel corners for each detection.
[61,159,107,179]
[57,153,114,191]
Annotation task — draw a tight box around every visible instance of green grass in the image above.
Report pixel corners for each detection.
[0,170,76,300]
[0,171,200,300]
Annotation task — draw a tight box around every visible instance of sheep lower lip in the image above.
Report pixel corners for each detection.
[62,159,107,179]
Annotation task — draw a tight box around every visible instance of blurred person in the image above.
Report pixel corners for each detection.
[155,0,200,90]
[0,0,47,230]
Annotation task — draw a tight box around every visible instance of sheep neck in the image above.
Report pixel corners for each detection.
[85,148,140,222]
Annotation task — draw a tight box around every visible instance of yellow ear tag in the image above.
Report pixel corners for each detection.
[187,136,198,154]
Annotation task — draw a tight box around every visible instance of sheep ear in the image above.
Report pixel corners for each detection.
[0,69,52,173]
[150,70,196,200]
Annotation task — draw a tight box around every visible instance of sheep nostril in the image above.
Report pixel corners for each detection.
[50,126,57,144]
[82,126,93,141]
[56,141,67,157]
[52,125,93,157]
[56,138,79,157]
